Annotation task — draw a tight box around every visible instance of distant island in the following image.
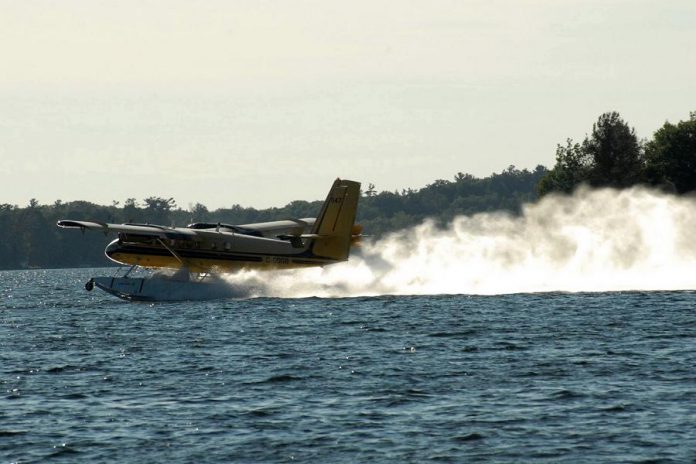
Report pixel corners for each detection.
[1,111,694,270]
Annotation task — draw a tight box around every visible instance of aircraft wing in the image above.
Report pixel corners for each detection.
[57,220,196,239]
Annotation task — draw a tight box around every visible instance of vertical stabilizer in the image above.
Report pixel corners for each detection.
[310,178,361,261]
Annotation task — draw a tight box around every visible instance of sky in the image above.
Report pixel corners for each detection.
[1,0,695,210]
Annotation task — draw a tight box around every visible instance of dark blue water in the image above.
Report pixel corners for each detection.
[2,269,696,463]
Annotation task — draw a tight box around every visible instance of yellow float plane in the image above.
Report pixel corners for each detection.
[57,178,361,300]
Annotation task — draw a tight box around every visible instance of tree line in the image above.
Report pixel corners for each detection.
[1,110,694,270]
[538,111,696,195]
[0,167,547,269]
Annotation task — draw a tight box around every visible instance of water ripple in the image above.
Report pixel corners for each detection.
[2,269,696,462]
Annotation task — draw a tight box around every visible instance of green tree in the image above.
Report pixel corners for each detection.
[0,204,21,269]
[364,183,377,197]
[538,112,643,195]
[143,197,176,225]
[538,139,591,195]
[645,111,696,193]
[189,203,209,222]
[21,204,59,268]
[122,198,141,223]
[584,111,643,188]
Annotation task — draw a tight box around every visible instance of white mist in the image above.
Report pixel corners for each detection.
[226,187,696,298]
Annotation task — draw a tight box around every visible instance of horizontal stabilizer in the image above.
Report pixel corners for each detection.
[277,233,323,240]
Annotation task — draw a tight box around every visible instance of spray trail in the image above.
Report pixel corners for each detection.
[225,187,696,297]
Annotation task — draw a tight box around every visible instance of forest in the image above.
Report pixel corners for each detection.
[1,110,694,270]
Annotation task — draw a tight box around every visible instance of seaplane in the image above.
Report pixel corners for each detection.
[57,178,361,301]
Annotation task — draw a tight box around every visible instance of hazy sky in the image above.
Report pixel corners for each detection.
[1,0,694,210]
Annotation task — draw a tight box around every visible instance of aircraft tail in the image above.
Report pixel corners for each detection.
[310,178,361,261]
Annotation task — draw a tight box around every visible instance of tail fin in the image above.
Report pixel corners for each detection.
[310,178,361,261]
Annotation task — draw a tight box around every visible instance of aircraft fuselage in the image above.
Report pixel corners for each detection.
[104,217,344,273]
[57,178,362,280]
[105,229,337,273]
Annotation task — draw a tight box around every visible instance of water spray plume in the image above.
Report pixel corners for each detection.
[227,187,696,298]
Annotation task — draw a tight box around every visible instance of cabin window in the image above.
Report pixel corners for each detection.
[224,242,231,250]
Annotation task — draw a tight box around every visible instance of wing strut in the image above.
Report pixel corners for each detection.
[157,239,185,266]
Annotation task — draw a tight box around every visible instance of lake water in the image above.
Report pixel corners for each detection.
[2,268,696,462]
